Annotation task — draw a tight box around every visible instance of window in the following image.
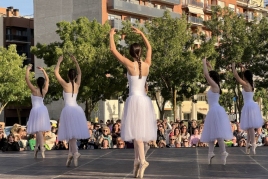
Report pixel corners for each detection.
[228,4,235,11]
[218,1,225,8]
[6,28,10,35]
[108,14,121,20]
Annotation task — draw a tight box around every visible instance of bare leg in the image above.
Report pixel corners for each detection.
[144,142,150,157]
[133,141,140,177]
[135,140,149,178]
[246,129,251,154]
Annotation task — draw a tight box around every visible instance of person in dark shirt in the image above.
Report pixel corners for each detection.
[0,132,7,150]
[2,134,20,152]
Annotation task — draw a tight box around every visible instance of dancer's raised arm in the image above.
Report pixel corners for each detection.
[25,64,36,92]
[232,62,247,87]
[54,56,68,87]
[109,28,132,68]
[202,58,218,89]
[70,55,81,86]
[132,27,152,66]
[37,67,49,93]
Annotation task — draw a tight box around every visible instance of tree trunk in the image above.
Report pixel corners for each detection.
[0,102,8,114]
[16,107,21,124]
[85,100,89,120]
[173,89,177,122]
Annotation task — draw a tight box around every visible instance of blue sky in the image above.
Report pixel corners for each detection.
[0,0,33,16]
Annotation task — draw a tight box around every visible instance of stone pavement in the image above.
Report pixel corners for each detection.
[0,147,268,179]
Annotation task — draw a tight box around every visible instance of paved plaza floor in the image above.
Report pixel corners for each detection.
[0,147,268,179]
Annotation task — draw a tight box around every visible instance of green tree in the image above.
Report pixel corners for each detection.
[31,17,126,120]
[0,45,31,117]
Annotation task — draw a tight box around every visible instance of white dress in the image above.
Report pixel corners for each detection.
[57,92,90,141]
[201,90,233,142]
[240,90,263,130]
[27,94,51,134]
[121,73,157,142]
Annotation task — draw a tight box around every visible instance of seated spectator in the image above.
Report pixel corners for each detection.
[45,130,56,150]
[173,127,181,144]
[2,134,20,152]
[168,123,177,137]
[158,140,166,148]
[55,140,68,150]
[97,126,113,148]
[264,136,268,146]
[175,140,181,148]
[17,127,28,150]
[148,140,158,148]
[101,139,109,149]
[116,140,125,149]
[92,123,102,149]
[0,130,7,150]
[233,123,246,143]
[198,124,204,135]
[181,125,190,144]
[238,138,247,147]
[28,134,36,151]
[182,139,189,147]
[190,128,200,147]
[197,142,207,147]
[231,136,238,147]
[255,128,265,146]
[156,123,166,144]
[263,121,268,136]
[189,120,199,135]
[167,136,176,148]
[111,123,121,146]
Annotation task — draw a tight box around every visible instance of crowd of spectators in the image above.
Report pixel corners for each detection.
[1,119,268,152]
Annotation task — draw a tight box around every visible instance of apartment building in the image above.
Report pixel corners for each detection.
[0,7,34,125]
[33,0,267,122]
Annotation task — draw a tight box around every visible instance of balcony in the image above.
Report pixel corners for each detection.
[182,0,204,8]
[108,0,181,18]
[150,0,181,5]
[236,0,249,6]
[6,34,28,42]
[188,16,203,25]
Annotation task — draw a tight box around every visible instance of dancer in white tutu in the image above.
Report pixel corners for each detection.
[232,63,263,154]
[110,27,157,178]
[55,55,89,167]
[25,64,51,158]
[200,58,232,165]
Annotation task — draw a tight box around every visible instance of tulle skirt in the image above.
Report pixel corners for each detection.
[121,95,157,142]
[240,102,263,130]
[201,104,233,142]
[27,106,51,134]
[57,105,90,141]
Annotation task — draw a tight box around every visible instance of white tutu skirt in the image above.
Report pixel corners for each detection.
[57,105,90,141]
[201,105,233,142]
[27,106,51,134]
[240,102,263,130]
[121,95,157,142]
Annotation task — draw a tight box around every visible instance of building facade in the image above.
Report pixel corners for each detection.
[0,7,34,125]
[32,0,267,123]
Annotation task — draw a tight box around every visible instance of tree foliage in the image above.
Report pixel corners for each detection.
[0,45,31,114]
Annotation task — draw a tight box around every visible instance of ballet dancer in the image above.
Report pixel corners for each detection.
[232,62,263,154]
[110,27,157,178]
[200,58,233,165]
[25,64,51,158]
[55,55,89,167]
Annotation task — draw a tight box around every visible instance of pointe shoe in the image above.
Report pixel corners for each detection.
[66,153,73,167]
[73,152,81,167]
[34,148,38,158]
[252,144,257,155]
[246,143,251,155]
[139,161,149,179]
[133,160,140,178]
[40,147,45,158]
[221,151,228,165]
[208,152,215,165]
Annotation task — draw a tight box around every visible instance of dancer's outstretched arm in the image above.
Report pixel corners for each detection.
[202,58,218,89]
[132,27,152,67]
[25,64,36,92]
[70,55,81,86]
[232,62,247,86]
[109,28,133,68]
[37,67,49,93]
[54,56,68,87]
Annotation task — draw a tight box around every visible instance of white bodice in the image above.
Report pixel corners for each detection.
[127,73,147,96]
[206,89,220,106]
[31,94,44,107]
[242,89,254,103]
[63,91,78,106]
